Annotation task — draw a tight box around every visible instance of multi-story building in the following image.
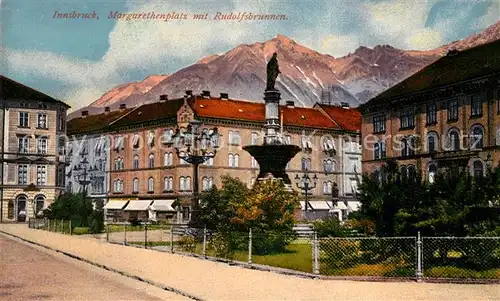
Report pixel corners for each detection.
[67,91,362,222]
[1,75,70,222]
[65,106,133,207]
[359,40,500,180]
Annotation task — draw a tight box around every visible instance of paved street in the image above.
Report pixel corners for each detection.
[0,234,188,301]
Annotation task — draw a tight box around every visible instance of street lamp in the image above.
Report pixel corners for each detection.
[294,168,318,212]
[73,156,91,197]
[168,119,220,225]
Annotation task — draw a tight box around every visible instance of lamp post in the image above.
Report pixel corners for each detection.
[73,156,91,198]
[294,168,318,213]
[169,119,220,225]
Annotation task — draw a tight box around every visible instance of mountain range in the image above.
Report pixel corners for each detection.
[69,21,500,119]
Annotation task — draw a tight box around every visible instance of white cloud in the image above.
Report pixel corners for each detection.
[472,1,500,30]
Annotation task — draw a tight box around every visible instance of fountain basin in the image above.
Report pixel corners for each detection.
[243,144,301,185]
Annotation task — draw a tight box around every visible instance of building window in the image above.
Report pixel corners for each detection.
[133,178,139,193]
[57,166,65,187]
[427,132,439,153]
[18,136,29,153]
[179,152,188,165]
[401,138,409,157]
[179,176,191,191]
[448,129,460,151]
[426,103,437,125]
[408,165,417,181]
[373,115,386,133]
[148,177,154,192]
[323,159,335,173]
[400,165,408,180]
[133,155,139,169]
[114,135,124,151]
[284,135,292,144]
[323,181,333,194]
[19,112,29,128]
[400,108,415,129]
[17,165,28,184]
[35,196,45,216]
[473,161,484,179]
[470,125,484,149]
[408,136,417,156]
[323,138,335,152]
[132,133,140,149]
[301,158,311,171]
[36,166,46,185]
[228,131,241,145]
[37,113,47,129]
[301,136,312,150]
[36,137,48,154]
[163,129,174,144]
[206,153,214,166]
[164,152,173,166]
[164,177,173,191]
[251,156,258,168]
[59,116,65,131]
[202,177,215,191]
[114,157,124,170]
[374,140,386,160]
[447,99,458,121]
[471,95,482,117]
[229,154,239,167]
[148,131,155,147]
[428,163,437,184]
[113,180,124,193]
[148,154,155,168]
[251,132,259,145]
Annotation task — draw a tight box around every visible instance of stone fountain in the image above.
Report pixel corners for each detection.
[243,52,301,187]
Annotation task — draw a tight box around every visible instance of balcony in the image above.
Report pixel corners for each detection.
[431,149,478,161]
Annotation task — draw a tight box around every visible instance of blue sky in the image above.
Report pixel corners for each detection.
[1,0,498,111]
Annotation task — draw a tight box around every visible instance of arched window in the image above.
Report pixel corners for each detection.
[164,176,173,191]
[148,154,155,168]
[401,138,409,157]
[473,160,484,179]
[427,132,439,153]
[323,159,335,173]
[179,177,185,191]
[400,165,408,180]
[133,155,139,169]
[301,158,311,171]
[408,165,417,181]
[132,133,140,148]
[132,178,138,193]
[16,195,27,220]
[470,125,484,149]
[179,151,188,165]
[164,152,173,166]
[148,177,154,192]
[234,154,239,167]
[428,163,437,183]
[229,154,239,167]
[185,177,191,190]
[35,195,45,216]
[202,177,208,191]
[448,129,460,151]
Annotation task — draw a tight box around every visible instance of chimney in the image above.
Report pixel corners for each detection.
[220,93,229,100]
[201,90,211,98]
[340,102,350,108]
[185,90,193,96]
[119,104,126,110]
[81,110,89,117]
[159,94,168,101]
[104,107,110,113]
[286,101,295,108]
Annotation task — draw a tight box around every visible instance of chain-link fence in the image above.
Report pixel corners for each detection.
[27,219,500,282]
[422,237,500,280]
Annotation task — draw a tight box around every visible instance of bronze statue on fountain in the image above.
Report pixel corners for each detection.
[243,52,301,185]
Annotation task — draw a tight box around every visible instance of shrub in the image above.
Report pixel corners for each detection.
[251,229,298,255]
[208,232,234,258]
[178,236,196,253]
[72,227,90,235]
[313,217,350,238]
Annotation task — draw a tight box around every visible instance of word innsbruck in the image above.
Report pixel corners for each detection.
[52,10,288,22]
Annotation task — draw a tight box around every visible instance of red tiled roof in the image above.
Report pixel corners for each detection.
[67,108,134,135]
[1,75,70,107]
[362,39,500,107]
[110,98,185,128]
[316,104,361,132]
[193,96,339,129]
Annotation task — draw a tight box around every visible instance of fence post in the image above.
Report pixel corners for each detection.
[313,231,319,275]
[170,227,174,253]
[145,224,148,249]
[106,224,109,242]
[248,228,253,265]
[61,219,64,234]
[202,225,207,258]
[416,231,423,282]
[124,224,127,245]
[69,220,72,235]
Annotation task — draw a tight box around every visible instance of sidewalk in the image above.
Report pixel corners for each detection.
[1,224,499,301]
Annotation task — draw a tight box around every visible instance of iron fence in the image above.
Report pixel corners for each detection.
[28,220,500,282]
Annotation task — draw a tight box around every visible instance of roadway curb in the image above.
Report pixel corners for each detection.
[0,230,205,301]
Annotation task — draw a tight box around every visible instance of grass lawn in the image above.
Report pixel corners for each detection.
[106,224,171,233]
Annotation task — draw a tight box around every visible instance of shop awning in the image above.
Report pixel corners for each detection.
[103,200,129,210]
[332,202,348,210]
[123,200,153,211]
[347,201,361,211]
[149,199,176,212]
[308,201,331,210]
